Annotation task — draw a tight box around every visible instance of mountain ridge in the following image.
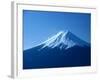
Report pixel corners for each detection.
[25,30,90,51]
[23,30,91,69]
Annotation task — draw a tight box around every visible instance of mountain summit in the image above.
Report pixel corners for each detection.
[38,30,89,50]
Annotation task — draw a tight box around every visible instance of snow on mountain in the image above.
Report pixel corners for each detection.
[39,30,89,50]
[23,30,90,69]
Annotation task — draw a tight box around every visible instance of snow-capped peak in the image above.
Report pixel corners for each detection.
[38,30,88,50]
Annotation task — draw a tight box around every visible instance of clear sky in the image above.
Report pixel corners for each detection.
[23,10,91,50]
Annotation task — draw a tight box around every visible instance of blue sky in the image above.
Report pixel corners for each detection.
[23,10,91,50]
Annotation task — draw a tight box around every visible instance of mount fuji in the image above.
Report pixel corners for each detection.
[23,30,91,69]
[38,30,89,50]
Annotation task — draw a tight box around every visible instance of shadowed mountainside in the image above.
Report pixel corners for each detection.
[23,31,91,69]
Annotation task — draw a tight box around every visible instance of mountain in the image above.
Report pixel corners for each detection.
[39,30,89,50]
[23,30,91,69]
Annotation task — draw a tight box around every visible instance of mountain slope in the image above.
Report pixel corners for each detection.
[23,31,91,69]
[40,30,89,49]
